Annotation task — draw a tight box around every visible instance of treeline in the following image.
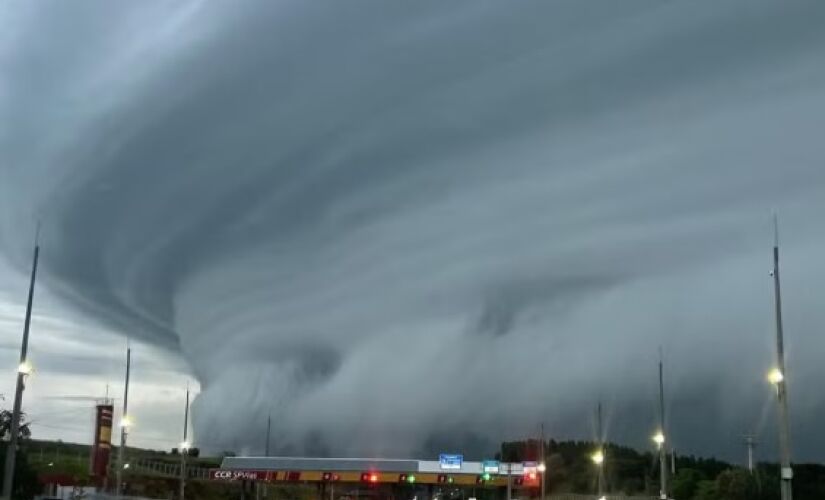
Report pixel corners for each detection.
[498,439,825,500]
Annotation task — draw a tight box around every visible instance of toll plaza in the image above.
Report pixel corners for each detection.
[210,456,541,500]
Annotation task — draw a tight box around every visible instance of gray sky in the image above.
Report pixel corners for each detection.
[2,0,825,462]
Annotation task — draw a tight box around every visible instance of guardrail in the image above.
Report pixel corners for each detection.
[129,458,212,479]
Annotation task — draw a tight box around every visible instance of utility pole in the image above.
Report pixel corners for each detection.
[2,231,40,500]
[115,345,131,498]
[597,402,605,498]
[658,351,668,500]
[180,385,190,500]
[772,217,793,500]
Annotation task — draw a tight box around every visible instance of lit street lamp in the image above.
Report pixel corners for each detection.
[652,431,665,448]
[120,415,133,428]
[18,361,33,376]
[591,450,605,466]
[768,368,784,385]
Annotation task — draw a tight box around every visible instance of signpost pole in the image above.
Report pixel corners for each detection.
[506,463,512,500]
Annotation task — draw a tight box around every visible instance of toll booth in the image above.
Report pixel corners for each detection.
[209,457,540,500]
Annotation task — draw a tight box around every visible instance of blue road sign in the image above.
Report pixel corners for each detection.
[439,454,463,470]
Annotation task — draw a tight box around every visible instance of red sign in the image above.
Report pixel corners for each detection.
[209,470,276,481]
[90,405,114,478]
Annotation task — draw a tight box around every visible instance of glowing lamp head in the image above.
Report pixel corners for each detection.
[180,441,191,450]
[591,450,605,465]
[537,462,546,473]
[18,360,33,375]
[652,431,665,446]
[768,368,784,385]
[120,415,133,428]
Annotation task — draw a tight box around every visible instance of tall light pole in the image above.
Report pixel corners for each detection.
[771,218,793,500]
[591,402,606,500]
[596,402,605,498]
[180,384,190,500]
[744,435,757,473]
[115,346,132,498]
[657,351,668,500]
[265,413,271,457]
[538,423,546,500]
[2,234,40,500]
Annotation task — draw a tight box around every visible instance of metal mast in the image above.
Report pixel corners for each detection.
[772,217,793,500]
[115,345,131,498]
[2,232,40,500]
[597,402,605,498]
[180,385,190,500]
[658,352,667,500]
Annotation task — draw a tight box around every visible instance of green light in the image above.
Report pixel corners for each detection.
[407,475,416,483]
[482,473,491,481]
[448,477,454,484]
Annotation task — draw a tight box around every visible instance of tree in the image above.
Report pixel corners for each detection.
[716,469,758,500]
[672,468,703,500]
[0,410,31,441]
[692,479,719,500]
[0,409,40,500]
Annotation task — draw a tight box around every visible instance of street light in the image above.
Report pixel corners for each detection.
[537,462,546,473]
[768,368,784,385]
[652,431,665,448]
[18,360,33,376]
[120,415,133,428]
[180,441,191,451]
[591,450,605,466]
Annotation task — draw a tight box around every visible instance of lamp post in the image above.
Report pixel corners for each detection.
[653,431,666,499]
[2,235,39,500]
[537,462,546,500]
[770,217,793,500]
[115,346,132,498]
[180,385,190,500]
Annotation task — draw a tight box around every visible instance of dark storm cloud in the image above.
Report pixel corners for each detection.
[2,0,825,462]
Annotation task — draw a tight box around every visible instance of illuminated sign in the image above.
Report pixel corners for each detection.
[482,460,500,474]
[209,470,275,481]
[439,454,463,470]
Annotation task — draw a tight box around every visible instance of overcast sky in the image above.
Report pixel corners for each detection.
[2,0,825,463]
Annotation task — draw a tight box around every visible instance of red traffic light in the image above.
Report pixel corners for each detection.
[361,472,379,483]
